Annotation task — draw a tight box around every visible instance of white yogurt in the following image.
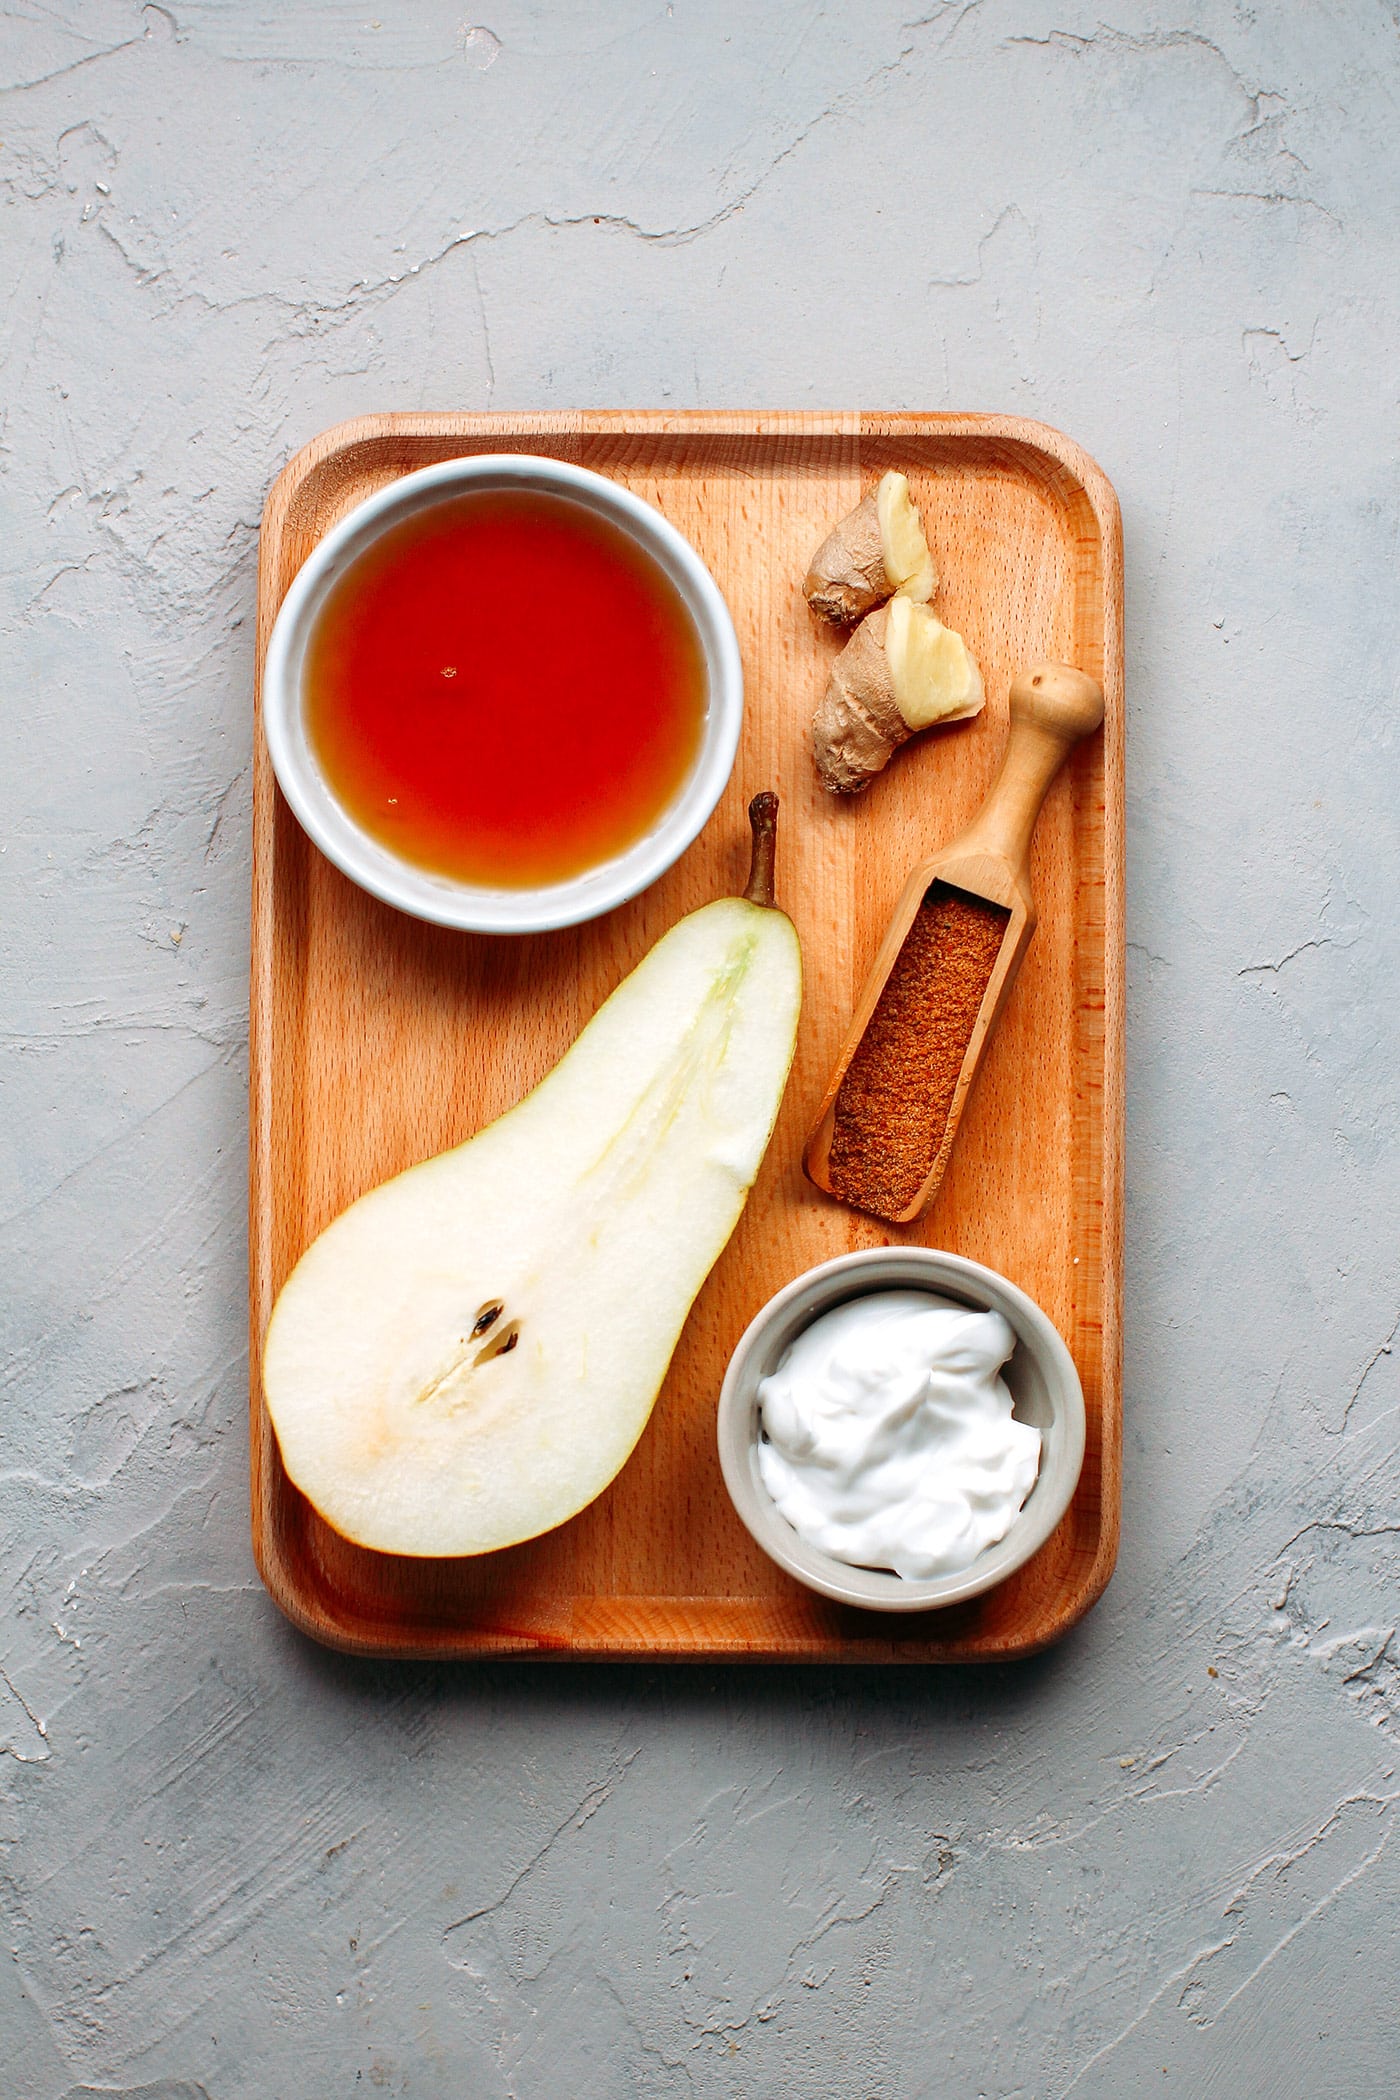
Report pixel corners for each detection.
[755,1289,1041,1580]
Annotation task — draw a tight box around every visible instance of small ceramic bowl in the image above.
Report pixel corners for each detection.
[717,1247,1086,1612]
[261,454,743,934]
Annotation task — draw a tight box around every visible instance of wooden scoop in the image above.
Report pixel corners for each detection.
[804,661,1105,1224]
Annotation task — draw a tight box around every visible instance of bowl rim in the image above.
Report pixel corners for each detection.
[261,452,744,934]
[716,1245,1087,1613]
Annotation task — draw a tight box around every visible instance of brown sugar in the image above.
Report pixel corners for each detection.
[827,882,1009,1221]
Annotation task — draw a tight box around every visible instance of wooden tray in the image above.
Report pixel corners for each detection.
[250,411,1123,1661]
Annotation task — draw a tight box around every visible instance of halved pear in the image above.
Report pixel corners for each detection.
[263,797,802,1557]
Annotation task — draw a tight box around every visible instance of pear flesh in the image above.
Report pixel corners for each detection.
[263,881,802,1557]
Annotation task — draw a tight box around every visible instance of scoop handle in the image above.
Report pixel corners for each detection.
[948,662,1104,883]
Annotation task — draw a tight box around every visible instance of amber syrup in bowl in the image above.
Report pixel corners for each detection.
[262,455,742,933]
[305,491,706,891]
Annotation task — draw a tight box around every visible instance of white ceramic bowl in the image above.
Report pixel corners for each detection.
[717,1247,1086,1612]
[262,454,743,933]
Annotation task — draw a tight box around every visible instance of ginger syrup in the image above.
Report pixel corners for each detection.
[304,490,708,889]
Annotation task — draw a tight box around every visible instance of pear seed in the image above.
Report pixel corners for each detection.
[474,1321,521,1366]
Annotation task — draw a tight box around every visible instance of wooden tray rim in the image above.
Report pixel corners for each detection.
[249,408,1124,1664]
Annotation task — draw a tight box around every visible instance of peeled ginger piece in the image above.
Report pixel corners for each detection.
[876,473,937,605]
[886,596,982,727]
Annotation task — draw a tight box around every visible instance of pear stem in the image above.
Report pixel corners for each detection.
[744,792,779,908]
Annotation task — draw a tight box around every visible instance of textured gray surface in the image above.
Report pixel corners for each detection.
[2,2,1398,2094]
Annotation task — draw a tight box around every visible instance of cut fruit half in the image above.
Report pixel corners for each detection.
[262,798,803,1558]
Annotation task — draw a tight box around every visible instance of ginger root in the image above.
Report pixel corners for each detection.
[804,470,936,625]
[812,597,984,794]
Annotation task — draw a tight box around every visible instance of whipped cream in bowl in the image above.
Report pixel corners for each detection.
[717,1248,1085,1612]
[756,1292,1041,1581]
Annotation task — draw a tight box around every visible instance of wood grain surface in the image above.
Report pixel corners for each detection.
[249,410,1124,1662]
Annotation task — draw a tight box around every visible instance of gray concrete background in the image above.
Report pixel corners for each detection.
[3,3,1398,2094]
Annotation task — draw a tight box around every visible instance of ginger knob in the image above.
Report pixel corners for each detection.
[812,598,985,794]
[804,470,937,625]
